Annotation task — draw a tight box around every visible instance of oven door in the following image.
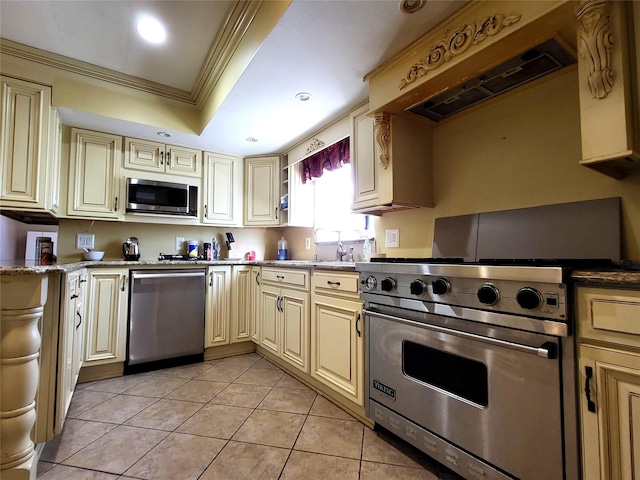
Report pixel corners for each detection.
[366,305,565,480]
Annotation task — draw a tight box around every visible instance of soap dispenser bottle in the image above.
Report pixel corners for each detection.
[277,237,288,260]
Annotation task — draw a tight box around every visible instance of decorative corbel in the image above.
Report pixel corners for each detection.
[373,113,391,169]
[305,138,325,155]
[576,0,615,99]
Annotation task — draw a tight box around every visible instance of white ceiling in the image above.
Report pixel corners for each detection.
[0,0,468,157]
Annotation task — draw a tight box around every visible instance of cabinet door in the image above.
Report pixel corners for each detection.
[203,152,242,225]
[244,156,280,226]
[68,128,122,218]
[205,266,231,347]
[580,345,640,480]
[166,145,202,178]
[0,76,51,209]
[84,269,128,365]
[250,267,261,343]
[350,104,378,209]
[260,285,280,355]
[281,289,310,373]
[311,294,364,405]
[124,137,164,173]
[232,266,252,343]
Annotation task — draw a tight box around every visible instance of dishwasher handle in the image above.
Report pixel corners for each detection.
[132,271,206,280]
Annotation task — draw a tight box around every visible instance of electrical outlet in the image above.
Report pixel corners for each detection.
[305,237,311,250]
[76,233,95,250]
[385,229,399,248]
[175,236,185,250]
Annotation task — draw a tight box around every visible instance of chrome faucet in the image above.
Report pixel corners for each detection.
[337,241,347,261]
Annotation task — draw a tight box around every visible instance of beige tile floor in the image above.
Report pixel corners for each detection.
[37,353,464,480]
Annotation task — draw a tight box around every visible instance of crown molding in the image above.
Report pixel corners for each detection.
[0,38,194,104]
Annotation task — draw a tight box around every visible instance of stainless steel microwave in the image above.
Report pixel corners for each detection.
[126,178,197,216]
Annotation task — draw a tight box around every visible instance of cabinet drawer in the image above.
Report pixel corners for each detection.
[262,268,309,290]
[577,287,640,349]
[312,271,359,297]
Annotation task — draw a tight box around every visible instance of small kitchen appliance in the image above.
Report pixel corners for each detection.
[122,237,140,260]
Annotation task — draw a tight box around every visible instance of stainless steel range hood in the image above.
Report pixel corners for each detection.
[409,38,576,122]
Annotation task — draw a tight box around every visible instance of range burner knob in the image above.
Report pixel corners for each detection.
[477,284,500,306]
[380,277,397,292]
[431,278,451,296]
[410,280,427,296]
[363,276,377,291]
[516,287,543,310]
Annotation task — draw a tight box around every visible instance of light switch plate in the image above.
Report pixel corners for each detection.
[76,233,95,250]
[175,236,185,250]
[305,237,311,250]
[385,229,399,248]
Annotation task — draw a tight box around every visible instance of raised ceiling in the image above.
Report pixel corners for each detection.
[0,0,468,157]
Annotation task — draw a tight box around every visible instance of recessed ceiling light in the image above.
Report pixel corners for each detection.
[246,137,258,143]
[157,131,171,138]
[295,92,312,102]
[136,17,166,44]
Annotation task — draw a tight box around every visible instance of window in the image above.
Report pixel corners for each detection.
[312,164,370,242]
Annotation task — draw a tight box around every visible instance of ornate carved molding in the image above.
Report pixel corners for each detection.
[576,0,615,99]
[399,0,427,15]
[305,138,325,155]
[373,113,391,170]
[399,13,521,90]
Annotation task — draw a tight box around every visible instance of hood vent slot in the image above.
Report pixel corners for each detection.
[409,39,576,122]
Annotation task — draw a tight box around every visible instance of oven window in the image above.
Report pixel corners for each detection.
[403,341,488,406]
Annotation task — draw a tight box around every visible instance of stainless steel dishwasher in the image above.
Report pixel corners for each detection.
[128,269,205,367]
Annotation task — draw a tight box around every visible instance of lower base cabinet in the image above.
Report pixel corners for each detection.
[84,268,128,365]
[205,266,232,347]
[310,271,364,406]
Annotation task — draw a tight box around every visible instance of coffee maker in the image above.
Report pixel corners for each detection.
[122,237,140,260]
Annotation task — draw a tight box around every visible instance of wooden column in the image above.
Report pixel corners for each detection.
[1,274,48,480]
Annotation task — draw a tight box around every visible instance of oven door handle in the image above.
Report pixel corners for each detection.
[363,309,557,359]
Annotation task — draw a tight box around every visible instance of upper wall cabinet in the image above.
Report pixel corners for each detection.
[244,155,281,226]
[124,137,202,178]
[576,0,640,178]
[0,75,53,212]
[202,152,243,226]
[350,104,433,215]
[67,128,122,220]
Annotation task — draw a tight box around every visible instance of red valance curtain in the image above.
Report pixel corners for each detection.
[301,137,350,184]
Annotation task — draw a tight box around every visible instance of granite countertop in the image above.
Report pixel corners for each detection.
[571,269,640,287]
[0,259,357,275]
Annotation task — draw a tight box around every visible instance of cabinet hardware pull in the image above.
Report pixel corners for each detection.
[277,296,284,312]
[356,313,361,337]
[121,276,126,292]
[275,207,278,220]
[276,275,285,280]
[327,281,341,286]
[167,152,171,166]
[585,366,596,412]
[76,311,82,330]
[70,294,79,300]
[209,271,213,287]
[255,272,260,286]
[80,278,87,283]
[160,151,164,165]
[114,196,118,212]
[204,204,207,217]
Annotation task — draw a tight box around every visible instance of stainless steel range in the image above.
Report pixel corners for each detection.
[357,259,580,480]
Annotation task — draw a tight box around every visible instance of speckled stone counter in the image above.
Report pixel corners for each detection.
[571,269,640,287]
[0,259,357,275]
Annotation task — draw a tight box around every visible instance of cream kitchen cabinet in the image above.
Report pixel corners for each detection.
[124,137,202,178]
[56,269,86,432]
[84,268,128,365]
[0,75,53,212]
[259,267,310,373]
[202,152,243,226]
[231,265,253,343]
[68,128,122,219]
[576,0,640,179]
[205,265,231,348]
[48,107,62,214]
[577,286,640,479]
[250,266,261,343]
[310,270,364,405]
[350,105,433,215]
[244,155,281,226]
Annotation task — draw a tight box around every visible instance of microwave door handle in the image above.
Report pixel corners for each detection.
[363,309,557,359]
